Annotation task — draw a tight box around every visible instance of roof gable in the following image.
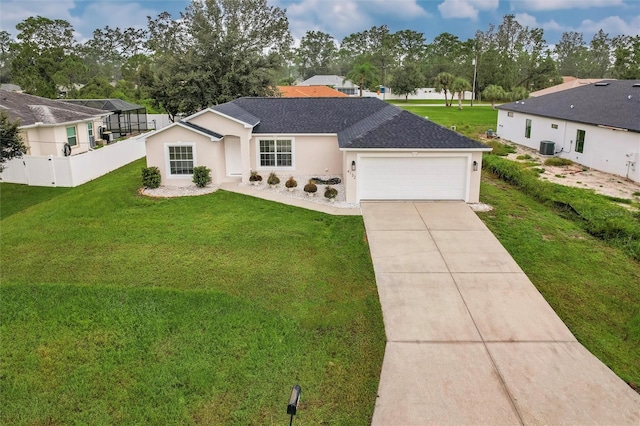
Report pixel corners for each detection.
[0,89,108,126]
[498,80,640,132]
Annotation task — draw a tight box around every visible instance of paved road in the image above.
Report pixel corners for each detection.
[362,201,640,425]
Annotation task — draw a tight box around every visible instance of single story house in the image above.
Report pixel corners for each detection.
[496,80,640,183]
[529,78,606,97]
[277,85,347,98]
[0,89,110,157]
[61,99,148,140]
[299,75,359,96]
[144,97,491,203]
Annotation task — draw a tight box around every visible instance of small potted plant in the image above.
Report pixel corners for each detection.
[249,170,262,185]
[324,186,338,202]
[303,179,317,196]
[267,172,280,188]
[285,176,297,192]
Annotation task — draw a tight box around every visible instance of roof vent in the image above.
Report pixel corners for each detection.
[595,82,609,86]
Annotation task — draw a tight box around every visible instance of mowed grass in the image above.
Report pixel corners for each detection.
[397,105,498,139]
[478,174,640,388]
[0,159,385,425]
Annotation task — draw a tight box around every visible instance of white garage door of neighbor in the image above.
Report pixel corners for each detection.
[359,156,468,200]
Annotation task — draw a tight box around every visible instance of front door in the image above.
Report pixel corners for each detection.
[225,138,242,176]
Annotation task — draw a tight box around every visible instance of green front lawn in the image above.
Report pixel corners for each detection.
[0,159,385,425]
[397,105,498,139]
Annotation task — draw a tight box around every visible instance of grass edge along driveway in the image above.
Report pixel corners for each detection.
[0,159,386,425]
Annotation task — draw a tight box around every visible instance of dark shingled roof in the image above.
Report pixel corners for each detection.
[61,98,145,112]
[498,80,640,132]
[180,121,223,139]
[203,97,486,150]
[210,102,260,126]
[342,110,489,149]
[0,89,108,126]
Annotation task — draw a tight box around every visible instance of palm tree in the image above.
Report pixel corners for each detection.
[450,77,472,110]
[482,84,506,109]
[345,62,378,97]
[433,72,455,107]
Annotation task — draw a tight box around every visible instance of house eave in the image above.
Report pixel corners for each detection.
[19,114,110,130]
[143,122,222,142]
[339,147,493,152]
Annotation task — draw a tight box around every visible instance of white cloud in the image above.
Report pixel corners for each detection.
[0,0,76,36]
[283,0,429,41]
[514,13,566,31]
[510,0,624,12]
[437,0,499,20]
[578,15,640,36]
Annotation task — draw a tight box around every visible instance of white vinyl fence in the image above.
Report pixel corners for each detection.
[0,136,145,187]
[147,114,173,130]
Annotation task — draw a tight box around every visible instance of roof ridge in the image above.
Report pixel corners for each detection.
[338,104,402,148]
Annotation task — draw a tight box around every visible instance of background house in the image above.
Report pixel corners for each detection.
[496,80,640,183]
[61,99,148,140]
[529,77,608,97]
[0,89,109,157]
[298,75,360,96]
[277,85,347,97]
[144,97,490,203]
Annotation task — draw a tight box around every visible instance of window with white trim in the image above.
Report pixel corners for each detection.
[575,129,586,153]
[259,139,292,167]
[66,126,77,146]
[168,145,194,175]
[88,122,94,138]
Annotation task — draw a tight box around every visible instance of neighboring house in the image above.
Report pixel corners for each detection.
[366,87,474,101]
[529,78,607,97]
[497,80,640,183]
[299,75,359,96]
[0,89,110,157]
[277,85,347,98]
[144,97,491,203]
[62,99,148,139]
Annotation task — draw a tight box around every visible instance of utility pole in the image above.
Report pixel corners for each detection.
[471,56,477,107]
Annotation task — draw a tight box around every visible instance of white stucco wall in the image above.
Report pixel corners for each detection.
[250,134,342,177]
[145,125,224,186]
[497,110,640,182]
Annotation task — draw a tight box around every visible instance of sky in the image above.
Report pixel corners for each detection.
[1,0,639,46]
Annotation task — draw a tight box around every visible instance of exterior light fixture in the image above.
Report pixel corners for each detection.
[351,160,356,171]
[473,161,478,171]
[287,385,301,425]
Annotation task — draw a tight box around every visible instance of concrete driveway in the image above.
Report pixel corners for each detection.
[362,202,640,425]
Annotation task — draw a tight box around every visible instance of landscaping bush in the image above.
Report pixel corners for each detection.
[516,154,533,160]
[249,170,263,182]
[267,172,280,186]
[192,166,212,188]
[285,176,297,188]
[304,179,318,194]
[324,186,338,200]
[483,154,640,261]
[484,140,517,156]
[141,166,161,188]
[544,157,573,167]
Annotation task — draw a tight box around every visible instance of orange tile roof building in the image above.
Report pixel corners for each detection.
[277,85,347,98]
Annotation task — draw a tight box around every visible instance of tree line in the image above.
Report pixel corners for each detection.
[1,0,638,120]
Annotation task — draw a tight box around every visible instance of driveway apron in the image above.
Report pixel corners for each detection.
[362,201,640,425]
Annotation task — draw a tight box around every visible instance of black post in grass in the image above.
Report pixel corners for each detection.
[287,385,301,426]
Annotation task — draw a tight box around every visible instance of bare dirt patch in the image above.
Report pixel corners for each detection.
[484,138,640,200]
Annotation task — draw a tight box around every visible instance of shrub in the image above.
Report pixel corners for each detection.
[285,176,297,188]
[267,172,280,185]
[141,166,161,188]
[544,157,573,167]
[249,170,262,182]
[304,179,317,193]
[324,186,338,199]
[192,166,212,188]
[485,140,517,156]
[516,154,532,160]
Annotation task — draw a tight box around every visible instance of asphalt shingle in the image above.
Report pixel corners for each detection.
[498,80,640,132]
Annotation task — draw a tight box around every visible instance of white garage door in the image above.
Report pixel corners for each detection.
[359,156,468,201]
